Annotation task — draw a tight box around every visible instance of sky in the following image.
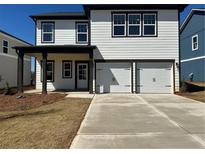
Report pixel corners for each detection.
[0,4,204,71]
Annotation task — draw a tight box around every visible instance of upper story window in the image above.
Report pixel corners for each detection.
[143,14,156,36]
[113,14,126,36]
[62,61,72,78]
[128,14,141,36]
[2,40,8,54]
[76,22,88,43]
[192,34,198,51]
[112,12,157,37]
[41,22,54,43]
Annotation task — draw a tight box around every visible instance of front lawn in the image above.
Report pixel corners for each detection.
[0,97,91,148]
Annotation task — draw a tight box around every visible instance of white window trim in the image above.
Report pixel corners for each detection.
[2,40,9,54]
[63,61,72,78]
[42,22,54,43]
[76,23,88,43]
[192,34,198,51]
[128,13,141,36]
[113,13,126,36]
[143,13,157,36]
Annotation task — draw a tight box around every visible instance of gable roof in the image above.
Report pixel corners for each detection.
[30,4,187,21]
[30,12,87,20]
[0,29,32,46]
[180,8,205,33]
[83,4,187,12]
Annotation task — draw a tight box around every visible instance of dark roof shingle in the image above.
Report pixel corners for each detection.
[30,12,87,20]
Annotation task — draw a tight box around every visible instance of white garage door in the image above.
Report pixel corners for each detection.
[96,62,131,93]
[137,62,173,93]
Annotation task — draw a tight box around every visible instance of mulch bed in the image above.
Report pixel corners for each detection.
[0,93,67,112]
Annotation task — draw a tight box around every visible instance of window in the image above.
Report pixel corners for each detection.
[192,35,198,51]
[62,61,72,78]
[143,14,156,36]
[76,23,88,43]
[112,12,157,37]
[42,22,54,43]
[78,64,87,80]
[113,14,126,36]
[2,40,8,54]
[41,61,54,82]
[128,14,141,36]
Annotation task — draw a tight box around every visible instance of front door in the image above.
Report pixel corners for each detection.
[77,63,88,89]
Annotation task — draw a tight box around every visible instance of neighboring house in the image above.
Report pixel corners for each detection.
[0,30,32,89]
[180,9,205,82]
[14,4,187,94]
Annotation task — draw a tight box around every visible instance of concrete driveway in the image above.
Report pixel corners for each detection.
[70,94,205,149]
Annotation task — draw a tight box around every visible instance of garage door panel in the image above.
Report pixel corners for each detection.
[96,63,131,93]
[137,62,173,94]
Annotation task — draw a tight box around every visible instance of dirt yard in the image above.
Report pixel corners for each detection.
[0,93,66,111]
[0,97,91,148]
[177,91,205,103]
[177,81,205,103]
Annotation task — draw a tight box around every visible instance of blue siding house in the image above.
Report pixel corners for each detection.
[180,9,205,82]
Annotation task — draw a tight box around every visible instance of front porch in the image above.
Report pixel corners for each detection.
[13,45,96,94]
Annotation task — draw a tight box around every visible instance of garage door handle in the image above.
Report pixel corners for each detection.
[165,85,171,87]
[137,85,143,87]
[124,85,131,87]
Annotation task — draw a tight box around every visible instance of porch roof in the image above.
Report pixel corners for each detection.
[13,45,96,54]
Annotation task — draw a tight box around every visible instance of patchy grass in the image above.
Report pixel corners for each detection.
[0,98,91,148]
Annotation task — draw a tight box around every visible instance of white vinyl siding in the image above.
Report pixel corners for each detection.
[36,20,88,45]
[35,54,89,90]
[0,32,31,88]
[91,9,179,91]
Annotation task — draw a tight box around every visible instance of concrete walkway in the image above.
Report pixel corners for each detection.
[70,94,205,149]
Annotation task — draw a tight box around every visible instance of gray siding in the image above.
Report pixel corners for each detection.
[0,32,31,88]
[91,10,179,60]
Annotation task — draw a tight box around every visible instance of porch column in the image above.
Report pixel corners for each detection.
[17,50,24,94]
[42,52,47,94]
[89,52,93,94]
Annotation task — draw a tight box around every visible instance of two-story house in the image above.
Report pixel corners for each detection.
[14,4,187,94]
[0,30,31,89]
[180,9,205,82]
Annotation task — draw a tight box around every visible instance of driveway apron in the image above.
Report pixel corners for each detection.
[70,94,205,148]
